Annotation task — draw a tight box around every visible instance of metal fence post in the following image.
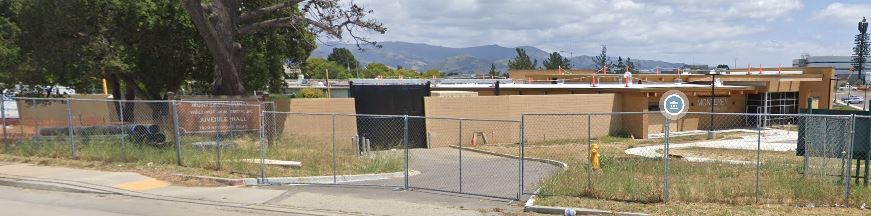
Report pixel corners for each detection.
[215,105,222,170]
[804,101,812,178]
[332,114,337,184]
[867,116,871,187]
[845,114,856,206]
[65,98,76,159]
[118,100,126,162]
[587,114,592,192]
[270,102,277,149]
[171,101,183,166]
[458,119,463,193]
[258,107,266,184]
[756,113,762,203]
[1,95,7,153]
[663,118,670,203]
[403,115,410,190]
[518,114,525,201]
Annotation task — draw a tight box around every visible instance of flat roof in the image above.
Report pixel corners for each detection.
[433,83,755,92]
[527,71,823,82]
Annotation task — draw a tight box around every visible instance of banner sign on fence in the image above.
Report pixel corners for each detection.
[177,101,260,132]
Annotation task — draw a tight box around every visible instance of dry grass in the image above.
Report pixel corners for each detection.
[474,133,871,208]
[535,196,871,216]
[667,147,797,162]
[1,133,403,180]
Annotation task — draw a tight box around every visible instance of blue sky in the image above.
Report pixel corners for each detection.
[342,0,871,66]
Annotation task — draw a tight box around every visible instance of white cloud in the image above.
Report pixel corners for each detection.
[813,3,871,25]
[656,0,802,21]
[341,0,815,65]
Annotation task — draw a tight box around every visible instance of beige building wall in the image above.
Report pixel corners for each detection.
[799,67,835,109]
[424,94,622,148]
[272,98,357,146]
[647,93,748,135]
[17,99,120,128]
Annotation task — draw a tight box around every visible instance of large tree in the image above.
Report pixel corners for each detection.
[113,0,214,99]
[9,0,128,97]
[4,0,215,99]
[854,17,869,83]
[488,63,500,77]
[361,63,392,78]
[0,16,19,90]
[422,69,443,78]
[507,48,537,70]
[542,52,571,70]
[3,0,314,99]
[327,47,358,71]
[302,57,348,79]
[591,45,610,72]
[611,56,625,72]
[181,0,386,95]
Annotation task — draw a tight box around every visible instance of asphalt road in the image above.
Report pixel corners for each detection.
[0,185,335,216]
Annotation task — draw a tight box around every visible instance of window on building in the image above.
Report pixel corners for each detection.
[648,102,660,111]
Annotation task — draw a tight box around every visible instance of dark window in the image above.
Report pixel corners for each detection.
[648,102,660,111]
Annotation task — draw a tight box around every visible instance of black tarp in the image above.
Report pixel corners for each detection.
[350,83,430,149]
[798,109,870,159]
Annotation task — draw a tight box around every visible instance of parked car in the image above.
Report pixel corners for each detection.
[842,95,863,101]
[846,97,865,104]
[840,85,859,91]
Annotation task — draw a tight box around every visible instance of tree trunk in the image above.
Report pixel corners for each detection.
[182,0,385,96]
[182,0,246,95]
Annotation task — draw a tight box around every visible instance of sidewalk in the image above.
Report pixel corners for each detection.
[0,162,506,216]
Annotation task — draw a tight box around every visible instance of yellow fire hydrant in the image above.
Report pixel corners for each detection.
[590,143,601,170]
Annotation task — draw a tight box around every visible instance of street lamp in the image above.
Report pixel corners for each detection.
[708,69,721,139]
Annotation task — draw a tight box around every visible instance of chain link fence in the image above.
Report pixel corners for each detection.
[259,112,522,199]
[1,96,868,205]
[0,97,269,177]
[519,112,864,206]
[409,117,521,199]
[260,112,406,187]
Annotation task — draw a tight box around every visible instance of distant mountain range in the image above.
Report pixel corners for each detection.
[310,41,685,75]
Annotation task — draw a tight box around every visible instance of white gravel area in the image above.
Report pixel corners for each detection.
[625,129,797,164]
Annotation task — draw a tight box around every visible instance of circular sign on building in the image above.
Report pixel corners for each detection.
[659,90,688,120]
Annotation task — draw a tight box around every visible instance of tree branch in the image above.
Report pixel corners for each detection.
[239,16,305,35]
[240,0,304,23]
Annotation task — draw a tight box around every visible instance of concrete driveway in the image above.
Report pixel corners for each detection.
[355,147,561,200]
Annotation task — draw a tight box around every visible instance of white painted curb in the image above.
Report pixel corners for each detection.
[245,170,420,185]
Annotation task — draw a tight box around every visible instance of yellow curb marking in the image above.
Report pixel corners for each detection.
[114,179,170,191]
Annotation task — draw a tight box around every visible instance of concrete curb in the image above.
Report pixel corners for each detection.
[0,173,365,215]
[173,174,246,186]
[250,170,421,185]
[523,205,650,216]
[176,170,421,186]
[452,146,649,216]
[0,176,117,194]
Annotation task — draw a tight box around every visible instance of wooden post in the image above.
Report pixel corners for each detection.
[325,69,332,98]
